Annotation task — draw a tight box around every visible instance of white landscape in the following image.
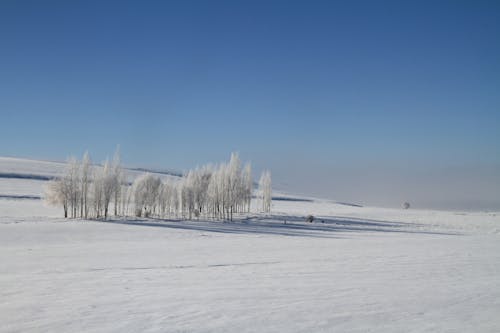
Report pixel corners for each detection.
[1,156,499,332]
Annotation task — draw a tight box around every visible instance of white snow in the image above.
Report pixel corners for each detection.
[0,156,180,183]
[1,157,499,332]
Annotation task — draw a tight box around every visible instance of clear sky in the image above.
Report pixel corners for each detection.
[1,1,499,210]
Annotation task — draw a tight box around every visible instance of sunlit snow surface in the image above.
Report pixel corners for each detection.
[1,158,499,332]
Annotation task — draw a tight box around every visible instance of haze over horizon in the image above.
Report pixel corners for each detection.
[1,1,499,210]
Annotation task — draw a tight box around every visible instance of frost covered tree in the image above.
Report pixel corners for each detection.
[132,173,161,217]
[45,178,70,218]
[100,160,116,219]
[242,163,252,213]
[259,170,272,213]
[207,163,226,219]
[111,147,124,216]
[157,178,176,218]
[193,153,254,220]
[181,173,195,219]
[227,152,241,220]
[45,149,125,220]
[80,151,92,219]
[44,156,82,219]
[45,150,266,221]
[192,165,212,218]
[140,153,256,221]
[66,157,81,218]
[87,150,123,220]
[44,155,83,218]
[91,163,104,218]
[122,185,134,216]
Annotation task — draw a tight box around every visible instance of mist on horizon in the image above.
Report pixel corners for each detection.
[271,161,500,212]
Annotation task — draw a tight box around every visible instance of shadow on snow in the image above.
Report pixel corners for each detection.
[97,213,458,238]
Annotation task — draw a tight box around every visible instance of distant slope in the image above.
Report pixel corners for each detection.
[0,157,182,183]
[0,172,55,181]
[0,156,366,208]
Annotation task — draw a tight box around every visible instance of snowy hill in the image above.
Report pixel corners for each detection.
[0,156,181,182]
[1,156,500,332]
[0,157,182,217]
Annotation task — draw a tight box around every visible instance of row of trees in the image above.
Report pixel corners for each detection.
[45,151,272,220]
[45,150,125,219]
[132,153,254,220]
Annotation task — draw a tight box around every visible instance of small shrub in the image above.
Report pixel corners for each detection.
[306,215,314,223]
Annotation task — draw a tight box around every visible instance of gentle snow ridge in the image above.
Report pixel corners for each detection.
[1,156,499,332]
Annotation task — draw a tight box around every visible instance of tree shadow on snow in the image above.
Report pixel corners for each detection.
[99,213,459,238]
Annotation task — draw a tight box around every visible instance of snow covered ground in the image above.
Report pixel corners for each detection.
[1,158,500,332]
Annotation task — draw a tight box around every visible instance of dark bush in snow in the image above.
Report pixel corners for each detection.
[306,215,314,223]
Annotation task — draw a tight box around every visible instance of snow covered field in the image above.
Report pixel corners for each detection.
[1,158,500,332]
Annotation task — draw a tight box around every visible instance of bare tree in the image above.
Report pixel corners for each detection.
[259,170,272,213]
[112,147,123,216]
[242,163,252,213]
[101,160,116,220]
[81,151,91,219]
[132,173,161,217]
[44,179,69,218]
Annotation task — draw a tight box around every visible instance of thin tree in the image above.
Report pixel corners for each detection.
[81,151,91,218]
[259,170,272,213]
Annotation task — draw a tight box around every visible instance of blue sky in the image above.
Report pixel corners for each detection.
[1,1,499,209]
